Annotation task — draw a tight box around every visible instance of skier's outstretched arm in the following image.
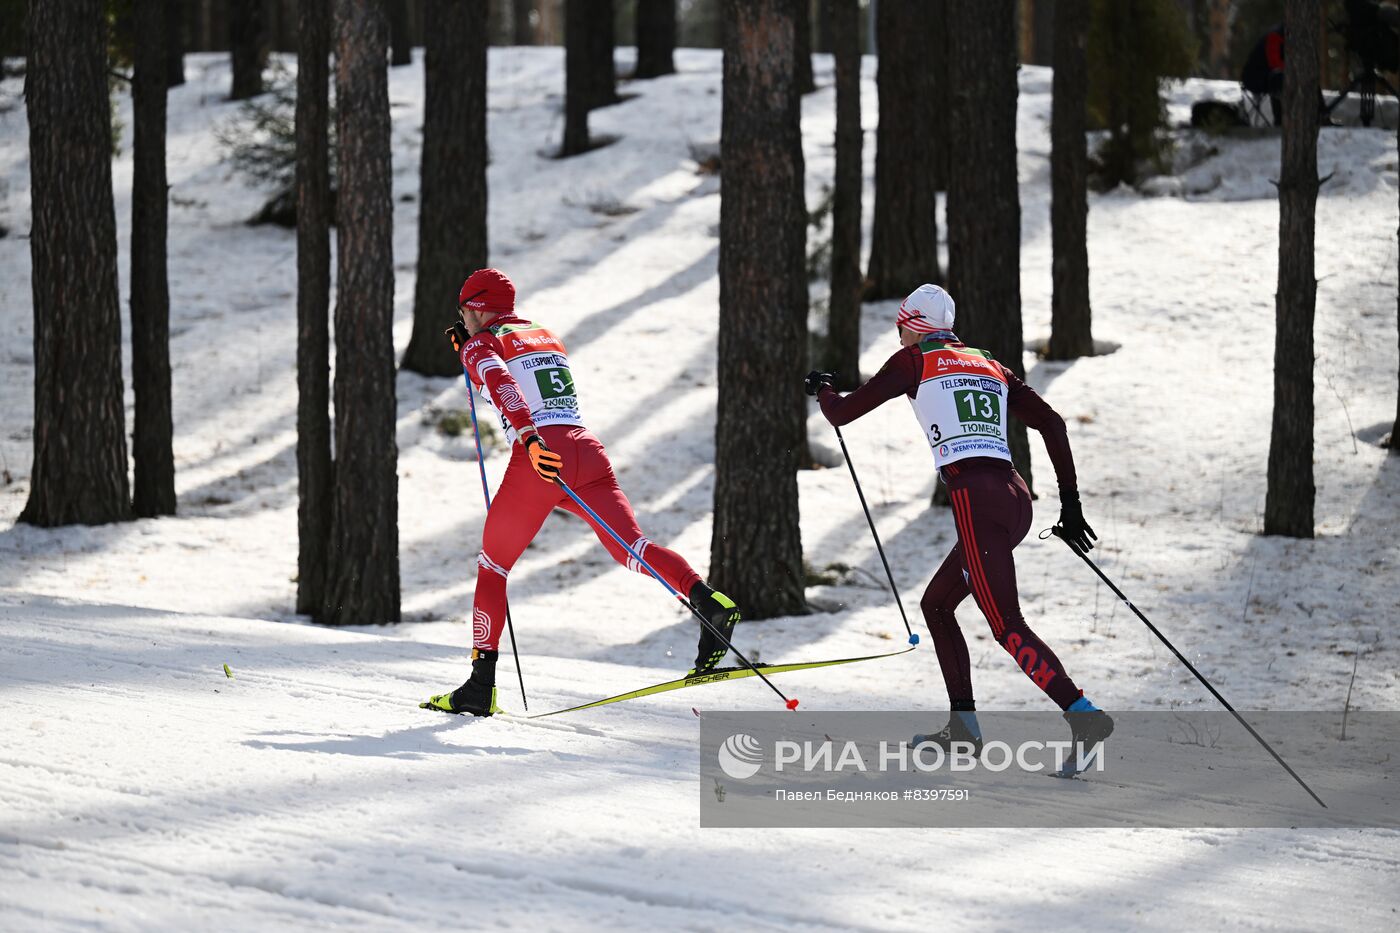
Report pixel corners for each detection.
[811,347,921,426]
[1002,364,1095,550]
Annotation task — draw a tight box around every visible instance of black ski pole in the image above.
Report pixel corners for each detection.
[554,476,801,711]
[1048,526,1326,809]
[832,425,919,646]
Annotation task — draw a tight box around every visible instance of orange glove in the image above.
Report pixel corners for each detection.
[523,432,563,482]
[445,320,471,354]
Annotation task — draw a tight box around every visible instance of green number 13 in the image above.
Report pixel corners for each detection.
[956,390,1000,424]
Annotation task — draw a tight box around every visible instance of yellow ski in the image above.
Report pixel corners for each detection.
[515,646,917,719]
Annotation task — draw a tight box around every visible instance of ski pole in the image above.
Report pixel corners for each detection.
[553,476,800,711]
[464,369,529,710]
[1048,525,1327,809]
[832,425,919,645]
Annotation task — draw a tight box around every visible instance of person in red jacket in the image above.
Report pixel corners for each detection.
[1241,24,1287,125]
[422,268,741,717]
[807,284,1111,753]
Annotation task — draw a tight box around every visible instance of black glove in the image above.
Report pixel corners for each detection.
[804,370,835,397]
[444,320,471,354]
[1055,491,1097,553]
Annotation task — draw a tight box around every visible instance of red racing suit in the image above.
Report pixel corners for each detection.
[818,336,1086,710]
[459,314,702,651]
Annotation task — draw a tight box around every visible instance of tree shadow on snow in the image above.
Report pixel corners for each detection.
[243,720,534,761]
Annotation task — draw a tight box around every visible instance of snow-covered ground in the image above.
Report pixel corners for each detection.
[1,49,1398,929]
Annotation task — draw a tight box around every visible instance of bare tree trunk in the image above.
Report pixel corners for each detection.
[322,0,400,624]
[296,0,333,615]
[1207,0,1232,79]
[821,0,862,389]
[166,0,185,86]
[1031,0,1056,65]
[229,0,266,99]
[22,0,131,527]
[210,0,226,51]
[512,0,535,44]
[945,0,1032,491]
[1264,0,1319,537]
[1017,0,1033,63]
[579,0,617,109]
[390,0,412,65]
[536,0,562,44]
[795,0,815,94]
[816,0,832,53]
[865,0,941,300]
[403,0,489,376]
[1394,113,1399,454]
[265,0,284,51]
[713,0,808,618]
[131,0,176,518]
[561,0,593,154]
[929,0,949,193]
[633,0,675,78]
[1046,0,1093,360]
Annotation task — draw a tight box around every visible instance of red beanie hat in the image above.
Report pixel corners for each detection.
[458,268,515,314]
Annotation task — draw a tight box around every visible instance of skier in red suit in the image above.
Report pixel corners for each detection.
[422,269,742,717]
[807,284,1112,753]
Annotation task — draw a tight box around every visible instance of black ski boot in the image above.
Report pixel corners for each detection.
[420,649,500,717]
[911,711,985,757]
[1064,707,1114,748]
[688,581,741,674]
[1056,702,1114,776]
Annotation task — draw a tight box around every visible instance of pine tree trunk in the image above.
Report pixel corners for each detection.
[403,0,488,376]
[390,0,412,65]
[865,0,942,300]
[275,0,297,51]
[512,0,534,44]
[821,0,862,388]
[23,1,131,526]
[795,0,815,94]
[166,0,185,86]
[1207,0,1232,79]
[296,0,333,616]
[790,0,814,469]
[536,0,561,43]
[561,0,593,155]
[1264,0,1319,537]
[712,0,808,619]
[322,0,401,624]
[633,0,675,78]
[131,0,176,518]
[816,0,833,53]
[929,0,949,193]
[229,0,265,100]
[945,0,1032,490]
[1046,0,1093,361]
[580,0,617,110]
[1031,0,1055,65]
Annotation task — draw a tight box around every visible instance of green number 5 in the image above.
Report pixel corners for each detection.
[535,367,575,400]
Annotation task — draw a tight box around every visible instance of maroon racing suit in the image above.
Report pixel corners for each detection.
[818,339,1086,710]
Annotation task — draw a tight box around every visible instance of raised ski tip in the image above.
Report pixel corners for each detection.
[786,698,800,710]
[908,633,920,645]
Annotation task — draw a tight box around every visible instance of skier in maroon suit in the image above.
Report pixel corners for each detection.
[807,284,1112,754]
